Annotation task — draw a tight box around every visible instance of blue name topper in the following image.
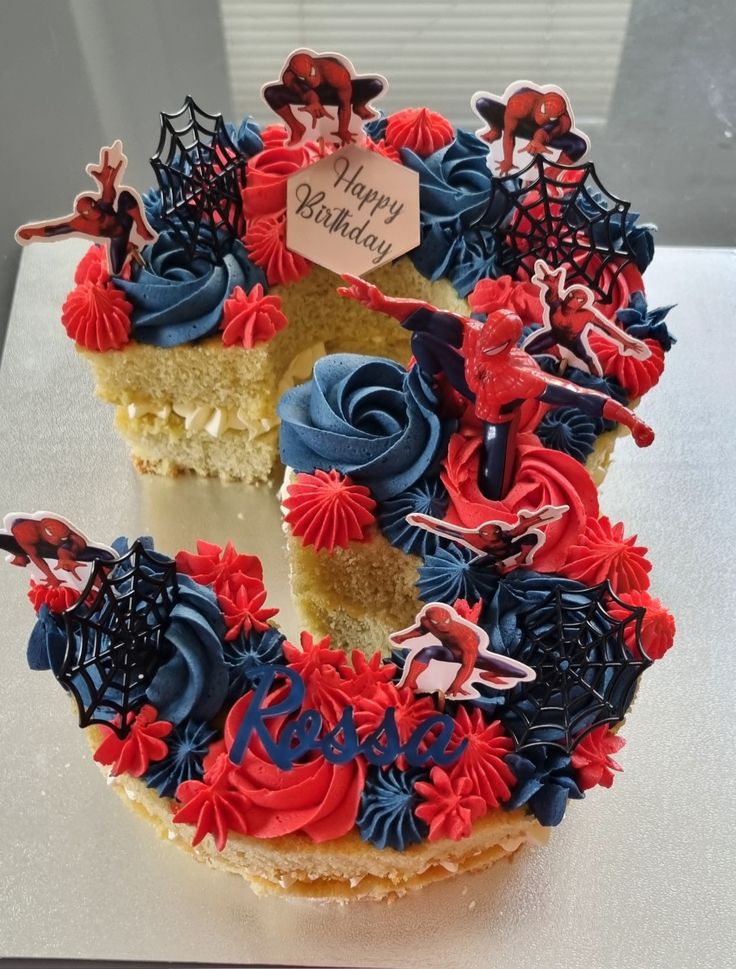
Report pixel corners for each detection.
[229,665,467,771]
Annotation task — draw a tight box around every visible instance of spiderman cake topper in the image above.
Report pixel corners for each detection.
[391,602,536,701]
[0,511,115,591]
[150,96,247,261]
[526,260,651,376]
[472,80,590,179]
[15,141,157,274]
[262,48,387,148]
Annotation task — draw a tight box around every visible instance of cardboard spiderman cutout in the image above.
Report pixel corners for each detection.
[15,140,156,275]
[407,504,568,571]
[0,512,115,590]
[338,274,654,501]
[526,260,651,376]
[262,48,387,148]
[391,602,536,701]
[472,80,590,178]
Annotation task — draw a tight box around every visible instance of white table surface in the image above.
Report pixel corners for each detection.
[0,241,734,968]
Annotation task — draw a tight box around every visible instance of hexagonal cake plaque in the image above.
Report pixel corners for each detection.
[286,144,420,277]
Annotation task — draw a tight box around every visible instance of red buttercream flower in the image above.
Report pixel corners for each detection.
[453,598,483,624]
[27,578,80,614]
[93,704,172,777]
[218,577,279,641]
[608,589,675,660]
[284,469,377,552]
[224,684,366,842]
[468,275,542,325]
[363,138,402,164]
[260,124,289,149]
[561,515,652,594]
[282,631,353,728]
[384,107,455,158]
[241,144,314,219]
[173,751,252,850]
[571,726,626,790]
[588,333,665,397]
[445,708,516,809]
[342,649,398,698]
[415,767,487,842]
[353,683,438,770]
[441,428,599,572]
[61,281,132,352]
[220,283,288,349]
[245,214,311,287]
[175,540,264,597]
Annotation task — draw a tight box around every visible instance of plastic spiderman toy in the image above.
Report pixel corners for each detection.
[338,274,654,500]
[525,260,651,376]
[262,51,385,147]
[15,141,155,274]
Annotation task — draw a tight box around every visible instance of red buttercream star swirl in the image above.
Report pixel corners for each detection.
[441,428,599,572]
[220,283,288,348]
[444,708,516,809]
[414,767,487,842]
[344,649,398,697]
[61,281,132,352]
[608,589,675,660]
[588,333,665,397]
[218,577,279,641]
[384,108,455,158]
[282,632,353,729]
[284,469,377,552]
[571,725,625,790]
[245,214,311,287]
[175,540,264,598]
[352,683,438,771]
[468,275,542,325]
[260,124,289,149]
[27,579,80,614]
[224,683,366,842]
[363,138,402,164]
[241,144,314,219]
[93,705,172,777]
[173,751,252,850]
[561,515,652,594]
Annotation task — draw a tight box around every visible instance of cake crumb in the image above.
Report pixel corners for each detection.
[468,900,477,911]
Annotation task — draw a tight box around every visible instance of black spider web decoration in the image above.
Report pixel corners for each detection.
[59,541,178,738]
[501,582,651,755]
[489,156,637,303]
[150,96,246,262]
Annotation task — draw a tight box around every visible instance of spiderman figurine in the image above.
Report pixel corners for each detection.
[262,50,385,147]
[338,274,654,501]
[473,83,588,176]
[16,141,156,274]
[525,260,651,376]
[391,603,535,700]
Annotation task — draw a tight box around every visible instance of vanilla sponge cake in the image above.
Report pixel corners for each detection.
[14,521,673,902]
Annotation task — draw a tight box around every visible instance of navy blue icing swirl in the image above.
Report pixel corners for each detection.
[357,765,429,850]
[417,545,500,605]
[146,573,228,725]
[616,291,676,351]
[574,191,656,273]
[224,115,263,157]
[377,474,449,558]
[143,719,218,798]
[26,605,66,674]
[279,354,455,502]
[536,406,598,463]
[504,747,584,826]
[223,626,286,701]
[115,231,266,347]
